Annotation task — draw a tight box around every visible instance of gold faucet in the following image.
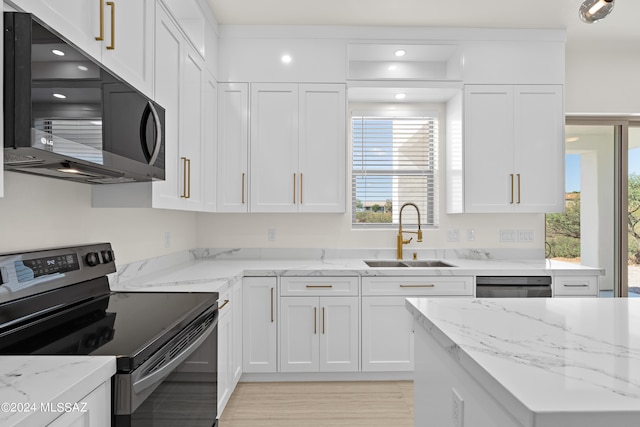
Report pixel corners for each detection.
[397,202,422,260]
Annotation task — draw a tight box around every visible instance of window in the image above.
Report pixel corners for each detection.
[351,111,439,227]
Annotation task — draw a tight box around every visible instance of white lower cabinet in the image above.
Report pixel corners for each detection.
[217,286,233,415]
[361,276,473,372]
[47,382,110,427]
[279,277,359,373]
[362,296,414,372]
[553,275,599,297]
[243,277,278,373]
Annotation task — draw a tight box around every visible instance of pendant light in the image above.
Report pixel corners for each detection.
[579,0,615,23]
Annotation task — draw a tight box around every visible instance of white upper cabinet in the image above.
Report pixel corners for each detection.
[248,83,346,213]
[458,84,564,213]
[250,83,299,213]
[217,83,249,212]
[8,0,154,98]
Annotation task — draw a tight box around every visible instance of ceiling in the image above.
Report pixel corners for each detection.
[206,0,640,49]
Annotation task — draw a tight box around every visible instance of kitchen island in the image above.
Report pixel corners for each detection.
[406,298,640,427]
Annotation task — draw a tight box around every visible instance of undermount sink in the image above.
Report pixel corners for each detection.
[364,260,456,268]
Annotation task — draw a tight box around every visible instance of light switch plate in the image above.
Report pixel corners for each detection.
[500,229,517,242]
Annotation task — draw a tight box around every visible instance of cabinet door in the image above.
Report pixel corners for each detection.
[151,6,183,209]
[242,277,277,373]
[232,280,243,386]
[47,382,110,427]
[362,296,414,372]
[217,83,249,212]
[202,72,218,212]
[178,45,205,210]
[463,85,515,213]
[217,302,232,415]
[514,85,565,212]
[10,0,102,62]
[319,296,359,372]
[298,84,346,213]
[250,83,299,212]
[280,297,319,372]
[100,0,154,98]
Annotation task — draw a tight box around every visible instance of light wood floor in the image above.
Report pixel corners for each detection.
[219,381,414,427]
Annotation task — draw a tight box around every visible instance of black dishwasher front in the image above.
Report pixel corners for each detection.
[476,276,552,297]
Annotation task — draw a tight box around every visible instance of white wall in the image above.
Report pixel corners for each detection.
[566,44,640,115]
[0,172,197,264]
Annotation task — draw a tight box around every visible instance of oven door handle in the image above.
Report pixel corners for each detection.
[132,314,217,394]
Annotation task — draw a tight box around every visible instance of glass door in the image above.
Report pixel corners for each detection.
[547,120,625,297]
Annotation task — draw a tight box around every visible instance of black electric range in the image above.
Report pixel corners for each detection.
[0,243,219,426]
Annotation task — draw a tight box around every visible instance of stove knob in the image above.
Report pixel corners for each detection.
[101,250,114,263]
[85,252,100,267]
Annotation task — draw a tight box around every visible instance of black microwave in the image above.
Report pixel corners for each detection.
[3,12,165,184]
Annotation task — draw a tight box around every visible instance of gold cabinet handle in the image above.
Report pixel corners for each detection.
[186,158,191,198]
[95,0,105,41]
[218,299,230,310]
[270,287,274,323]
[517,173,521,204]
[300,172,303,204]
[293,173,297,204]
[322,306,325,335]
[241,172,245,204]
[399,284,436,288]
[305,285,333,288]
[563,284,589,287]
[510,173,514,204]
[181,157,188,198]
[314,307,317,334]
[106,1,115,50]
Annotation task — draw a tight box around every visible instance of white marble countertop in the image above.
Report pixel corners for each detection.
[0,356,116,427]
[110,248,604,292]
[406,298,640,424]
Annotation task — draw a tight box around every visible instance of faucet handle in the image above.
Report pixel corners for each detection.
[403,237,413,245]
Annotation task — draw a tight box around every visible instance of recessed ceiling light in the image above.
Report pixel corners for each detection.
[394,49,406,57]
[281,54,292,64]
[77,65,89,71]
[395,93,407,100]
[53,93,66,99]
[90,120,103,126]
[51,49,65,56]
[566,137,580,143]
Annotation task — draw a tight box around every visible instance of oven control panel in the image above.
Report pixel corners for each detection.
[0,243,116,305]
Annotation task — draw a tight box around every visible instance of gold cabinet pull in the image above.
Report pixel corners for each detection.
[305,285,333,288]
[517,173,521,204]
[241,172,245,204]
[300,172,303,204]
[181,157,188,198]
[270,287,274,323]
[186,158,191,198]
[106,1,115,50]
[322,307,325,335]
[399,284,435,288]
[218,299,230,310]
[510,173,514,204]
[293,173,297,203]
[313,307,317,334]
[96,0,105,41]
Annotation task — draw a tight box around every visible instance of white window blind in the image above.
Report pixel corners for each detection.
[352,112,439,227]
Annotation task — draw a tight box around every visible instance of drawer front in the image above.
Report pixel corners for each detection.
[554,276,599,296]
[362,276,473,296]
[280,276,359,296]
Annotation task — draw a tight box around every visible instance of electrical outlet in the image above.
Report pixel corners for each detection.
[452,388,464,427]
[466,229,475,241]
[447,229,460,242]
[268,228,276,241]
[164,231,172,248]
